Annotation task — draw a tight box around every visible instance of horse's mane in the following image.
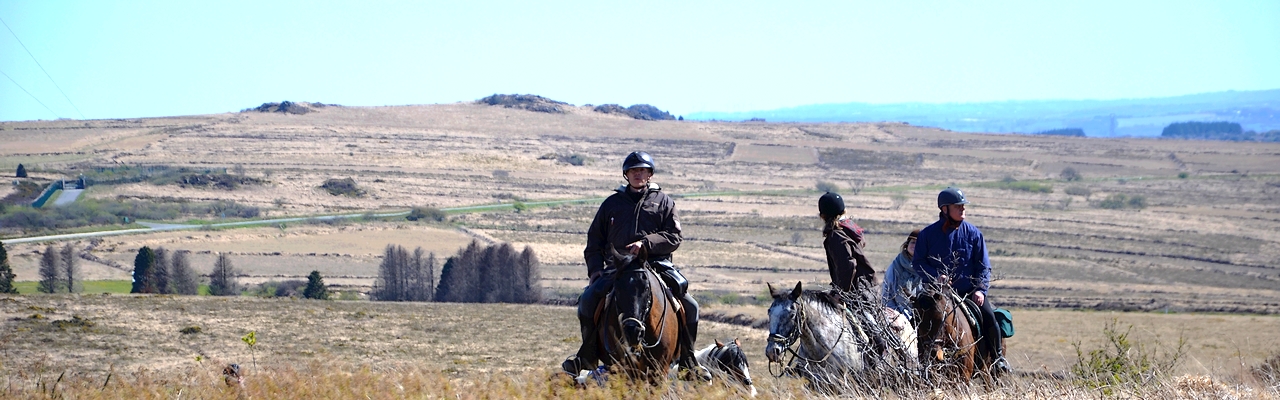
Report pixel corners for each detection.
[796,289,846,316]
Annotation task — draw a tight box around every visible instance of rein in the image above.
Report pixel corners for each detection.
[767,297,849,377]
[618,264,671,350]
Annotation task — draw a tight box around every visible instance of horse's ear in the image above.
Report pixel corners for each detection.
[767,282,778,299]
[789,281,803,301]
[715,339,724,347]
[733,337,741,347]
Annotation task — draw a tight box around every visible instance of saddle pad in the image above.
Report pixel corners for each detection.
[993,308,1014,338]
[953,294,982,336]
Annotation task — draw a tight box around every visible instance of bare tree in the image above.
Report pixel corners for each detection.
[170,250,199,295]
[208,253,240,296]
[152,247,171,294]
[60,243,79,293]
[518,245,542,303]
[38,245,61,293]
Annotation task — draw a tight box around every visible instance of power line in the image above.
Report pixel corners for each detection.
[0,16,85,119]
[0,68,62,119]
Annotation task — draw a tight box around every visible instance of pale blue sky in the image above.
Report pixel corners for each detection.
[2,1,1277,121]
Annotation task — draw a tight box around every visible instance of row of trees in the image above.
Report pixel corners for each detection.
[0,243,17,294]
[130,246,202,295]
[435,241,542,304]
[37,244,80,293]
[371,240,543,304]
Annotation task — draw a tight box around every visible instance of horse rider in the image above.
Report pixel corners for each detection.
[881,229,922,322]
[911,187,1009,373]
[818,192,875,292]
[562,151,708,379]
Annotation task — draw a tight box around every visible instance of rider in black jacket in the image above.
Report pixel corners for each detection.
[562,151,705,379]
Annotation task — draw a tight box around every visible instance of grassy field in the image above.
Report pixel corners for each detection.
[1,102,1279,397]
[0,294,1276,399]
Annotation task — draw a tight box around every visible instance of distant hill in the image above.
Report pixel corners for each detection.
[687,89,1280,137]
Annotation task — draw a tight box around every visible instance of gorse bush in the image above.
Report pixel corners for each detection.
[1072,319,1186,391]
[1064,186,1092,197]
[321,178,364,197]
[997,178,1054,193]
[815,181,839,193]
[1096,194,1147,210]
[406,207,447,222]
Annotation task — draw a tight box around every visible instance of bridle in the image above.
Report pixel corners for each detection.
[617,263,672,350]
[767,297,849,377]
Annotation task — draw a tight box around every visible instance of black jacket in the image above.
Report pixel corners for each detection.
[583,183,682,278]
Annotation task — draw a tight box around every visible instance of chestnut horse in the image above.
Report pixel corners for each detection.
[595,249,685,382]
[912,282,981,381]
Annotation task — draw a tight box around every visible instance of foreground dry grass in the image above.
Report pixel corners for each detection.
[5,361,1277,399]
[2,294,1277,399]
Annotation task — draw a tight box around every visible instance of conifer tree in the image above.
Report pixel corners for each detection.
[16,164,27,178]
[170,250,199,295]
[303,270,329,300]
[0,242,18,294]
[38,244,61,293]
[131,246,156,293]
[60,243,79,293]
[152,247,171,294]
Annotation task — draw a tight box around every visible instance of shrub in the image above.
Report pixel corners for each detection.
[1127,195,1147,209]
[1178,172,1189,179]
[492,170,509,178]
[1036,128,1086,137]
[15,164,27,178]
[1072,319,1186,390]
[1064,186,1092,197]
[998,179,1053,193]
[1060,167,1082,181]
[1097,194,1128,209]
[179,326,202,334]
[1096,194,1147,210]
[815,181,839,193]
[557,154,587,166]
[406,207,447,222]
[321,178,365,197]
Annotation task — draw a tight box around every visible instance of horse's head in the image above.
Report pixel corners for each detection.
[609,246,653,350]
[718,338,755,395]
[765,281,804,363]
[910,283,955,362]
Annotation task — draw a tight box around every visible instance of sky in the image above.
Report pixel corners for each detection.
[1,0,1278,121]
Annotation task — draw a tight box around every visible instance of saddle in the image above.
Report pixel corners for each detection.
[950,292,1015,339]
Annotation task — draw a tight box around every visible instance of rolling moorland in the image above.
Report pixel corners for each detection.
[1,99,1279,397]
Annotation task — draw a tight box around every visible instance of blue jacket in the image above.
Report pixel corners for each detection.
[911,219,990,296]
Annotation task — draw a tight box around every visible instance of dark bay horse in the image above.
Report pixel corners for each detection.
[912,282,981,382]
[594,249,685,382]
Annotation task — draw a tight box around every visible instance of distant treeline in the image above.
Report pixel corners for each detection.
[372,240,542,304]
[1162,121,1280,142]
[1035,128,1085,137]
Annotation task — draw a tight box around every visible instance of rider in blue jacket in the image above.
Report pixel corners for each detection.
[912,187,1008,373]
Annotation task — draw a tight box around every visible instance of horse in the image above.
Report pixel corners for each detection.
[911,282,983,382]
[762,283,916,392]
[695,338,757,397]
[593,248,686,383]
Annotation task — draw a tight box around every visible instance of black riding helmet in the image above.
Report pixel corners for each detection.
[623,151,655,172]
[818,192,844,217]
[938,187,970,208]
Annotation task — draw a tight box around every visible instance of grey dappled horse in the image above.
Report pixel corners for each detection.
[765,282,918,393]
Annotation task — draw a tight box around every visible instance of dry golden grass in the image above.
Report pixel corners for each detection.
[1,294,1278,399]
